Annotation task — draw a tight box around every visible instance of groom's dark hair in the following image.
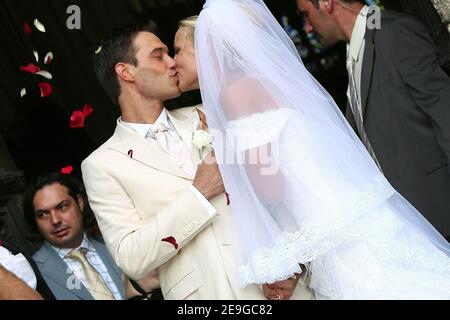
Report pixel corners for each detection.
[93,20,160,105]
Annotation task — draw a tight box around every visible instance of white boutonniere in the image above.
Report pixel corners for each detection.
[192,129,212,156]
[192,129,212,160]
[192,107,212,159]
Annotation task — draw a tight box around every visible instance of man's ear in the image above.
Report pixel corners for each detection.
[321,0,334,13]
[115,62,135,82]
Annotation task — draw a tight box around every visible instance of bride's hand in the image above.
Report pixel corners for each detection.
[262,275,300,300]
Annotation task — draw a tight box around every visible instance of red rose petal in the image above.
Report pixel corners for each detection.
[69,111,85,129]
[162,236,179,250]
[61,166,74,175]
[128,150,134,158]
[20,63,41,74]
[38,82,52,97]
[23,22,32,35]
[82,104,93,117]
[225,192,231,206]
[70,104,93,129]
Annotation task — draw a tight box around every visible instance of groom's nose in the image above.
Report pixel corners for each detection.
[166,55,176,69]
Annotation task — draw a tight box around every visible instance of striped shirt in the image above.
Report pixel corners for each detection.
[51,234,123,300]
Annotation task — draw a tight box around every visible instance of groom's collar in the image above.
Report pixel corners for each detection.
[119,108,171,138]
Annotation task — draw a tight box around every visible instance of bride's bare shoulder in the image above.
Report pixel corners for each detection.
[221,76,277,120]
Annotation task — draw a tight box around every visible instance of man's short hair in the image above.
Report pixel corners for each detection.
[23,172,97,241]
[93,20,159,105]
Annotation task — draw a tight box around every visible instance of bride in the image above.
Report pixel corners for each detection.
[173,0,450,299]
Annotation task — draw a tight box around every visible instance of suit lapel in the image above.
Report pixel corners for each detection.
[361,24,376,118]
[167,108,204,166]
[109,120,193,180]
[167,109,197,149]
[34,242,92,300]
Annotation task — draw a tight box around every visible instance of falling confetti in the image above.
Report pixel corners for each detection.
[33,19,46,33]
[44,52,53,65]
[69,104,94,128]
[23,22,32,35]
[38,82,53,97]
[61,166,74,175]
[33,51,39,62]
[19,63,41,74]
[36,70,53,80]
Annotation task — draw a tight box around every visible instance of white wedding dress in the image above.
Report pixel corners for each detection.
[228,108,450,299]
[196,0,450,299]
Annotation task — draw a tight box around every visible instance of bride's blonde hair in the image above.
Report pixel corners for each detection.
[178,15,198,41]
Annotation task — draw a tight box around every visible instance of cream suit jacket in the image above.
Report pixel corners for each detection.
[81,106,314,300]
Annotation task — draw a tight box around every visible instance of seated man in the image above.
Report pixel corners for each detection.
[23,173,125,300]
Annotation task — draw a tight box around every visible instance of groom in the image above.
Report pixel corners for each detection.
[296,0,450,239]
[81,21,313,299]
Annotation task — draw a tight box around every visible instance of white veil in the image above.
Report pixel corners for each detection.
[195,0,450,289]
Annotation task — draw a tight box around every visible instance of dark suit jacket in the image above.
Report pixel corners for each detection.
[345,10,450,238]
[32,237,124,300]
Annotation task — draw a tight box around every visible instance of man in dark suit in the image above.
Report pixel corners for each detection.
[23,173,125,300]
[296,0,450,239]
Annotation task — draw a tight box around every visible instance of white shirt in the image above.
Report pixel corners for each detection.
[121,109,175,147]
[120,109,216,217]
[347,5,370,113]
[0,246,37,289]
[51,234,123,300]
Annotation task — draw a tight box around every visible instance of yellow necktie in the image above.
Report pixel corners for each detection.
[68,248,115,300]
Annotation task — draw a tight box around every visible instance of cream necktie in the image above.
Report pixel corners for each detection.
[147,122,196,176]
[68,248,115,300]
[150,122,170,153]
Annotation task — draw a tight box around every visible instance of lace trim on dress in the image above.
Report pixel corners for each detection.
[237,174,396,287]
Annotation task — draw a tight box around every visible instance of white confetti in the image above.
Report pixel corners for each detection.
[36,70,53,80]
[33,19,46,33]
[33,50,39,62]
[44,51,53,65]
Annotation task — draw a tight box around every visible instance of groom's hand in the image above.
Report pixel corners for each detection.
[193,155,225,200]
[262,274,300,300]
